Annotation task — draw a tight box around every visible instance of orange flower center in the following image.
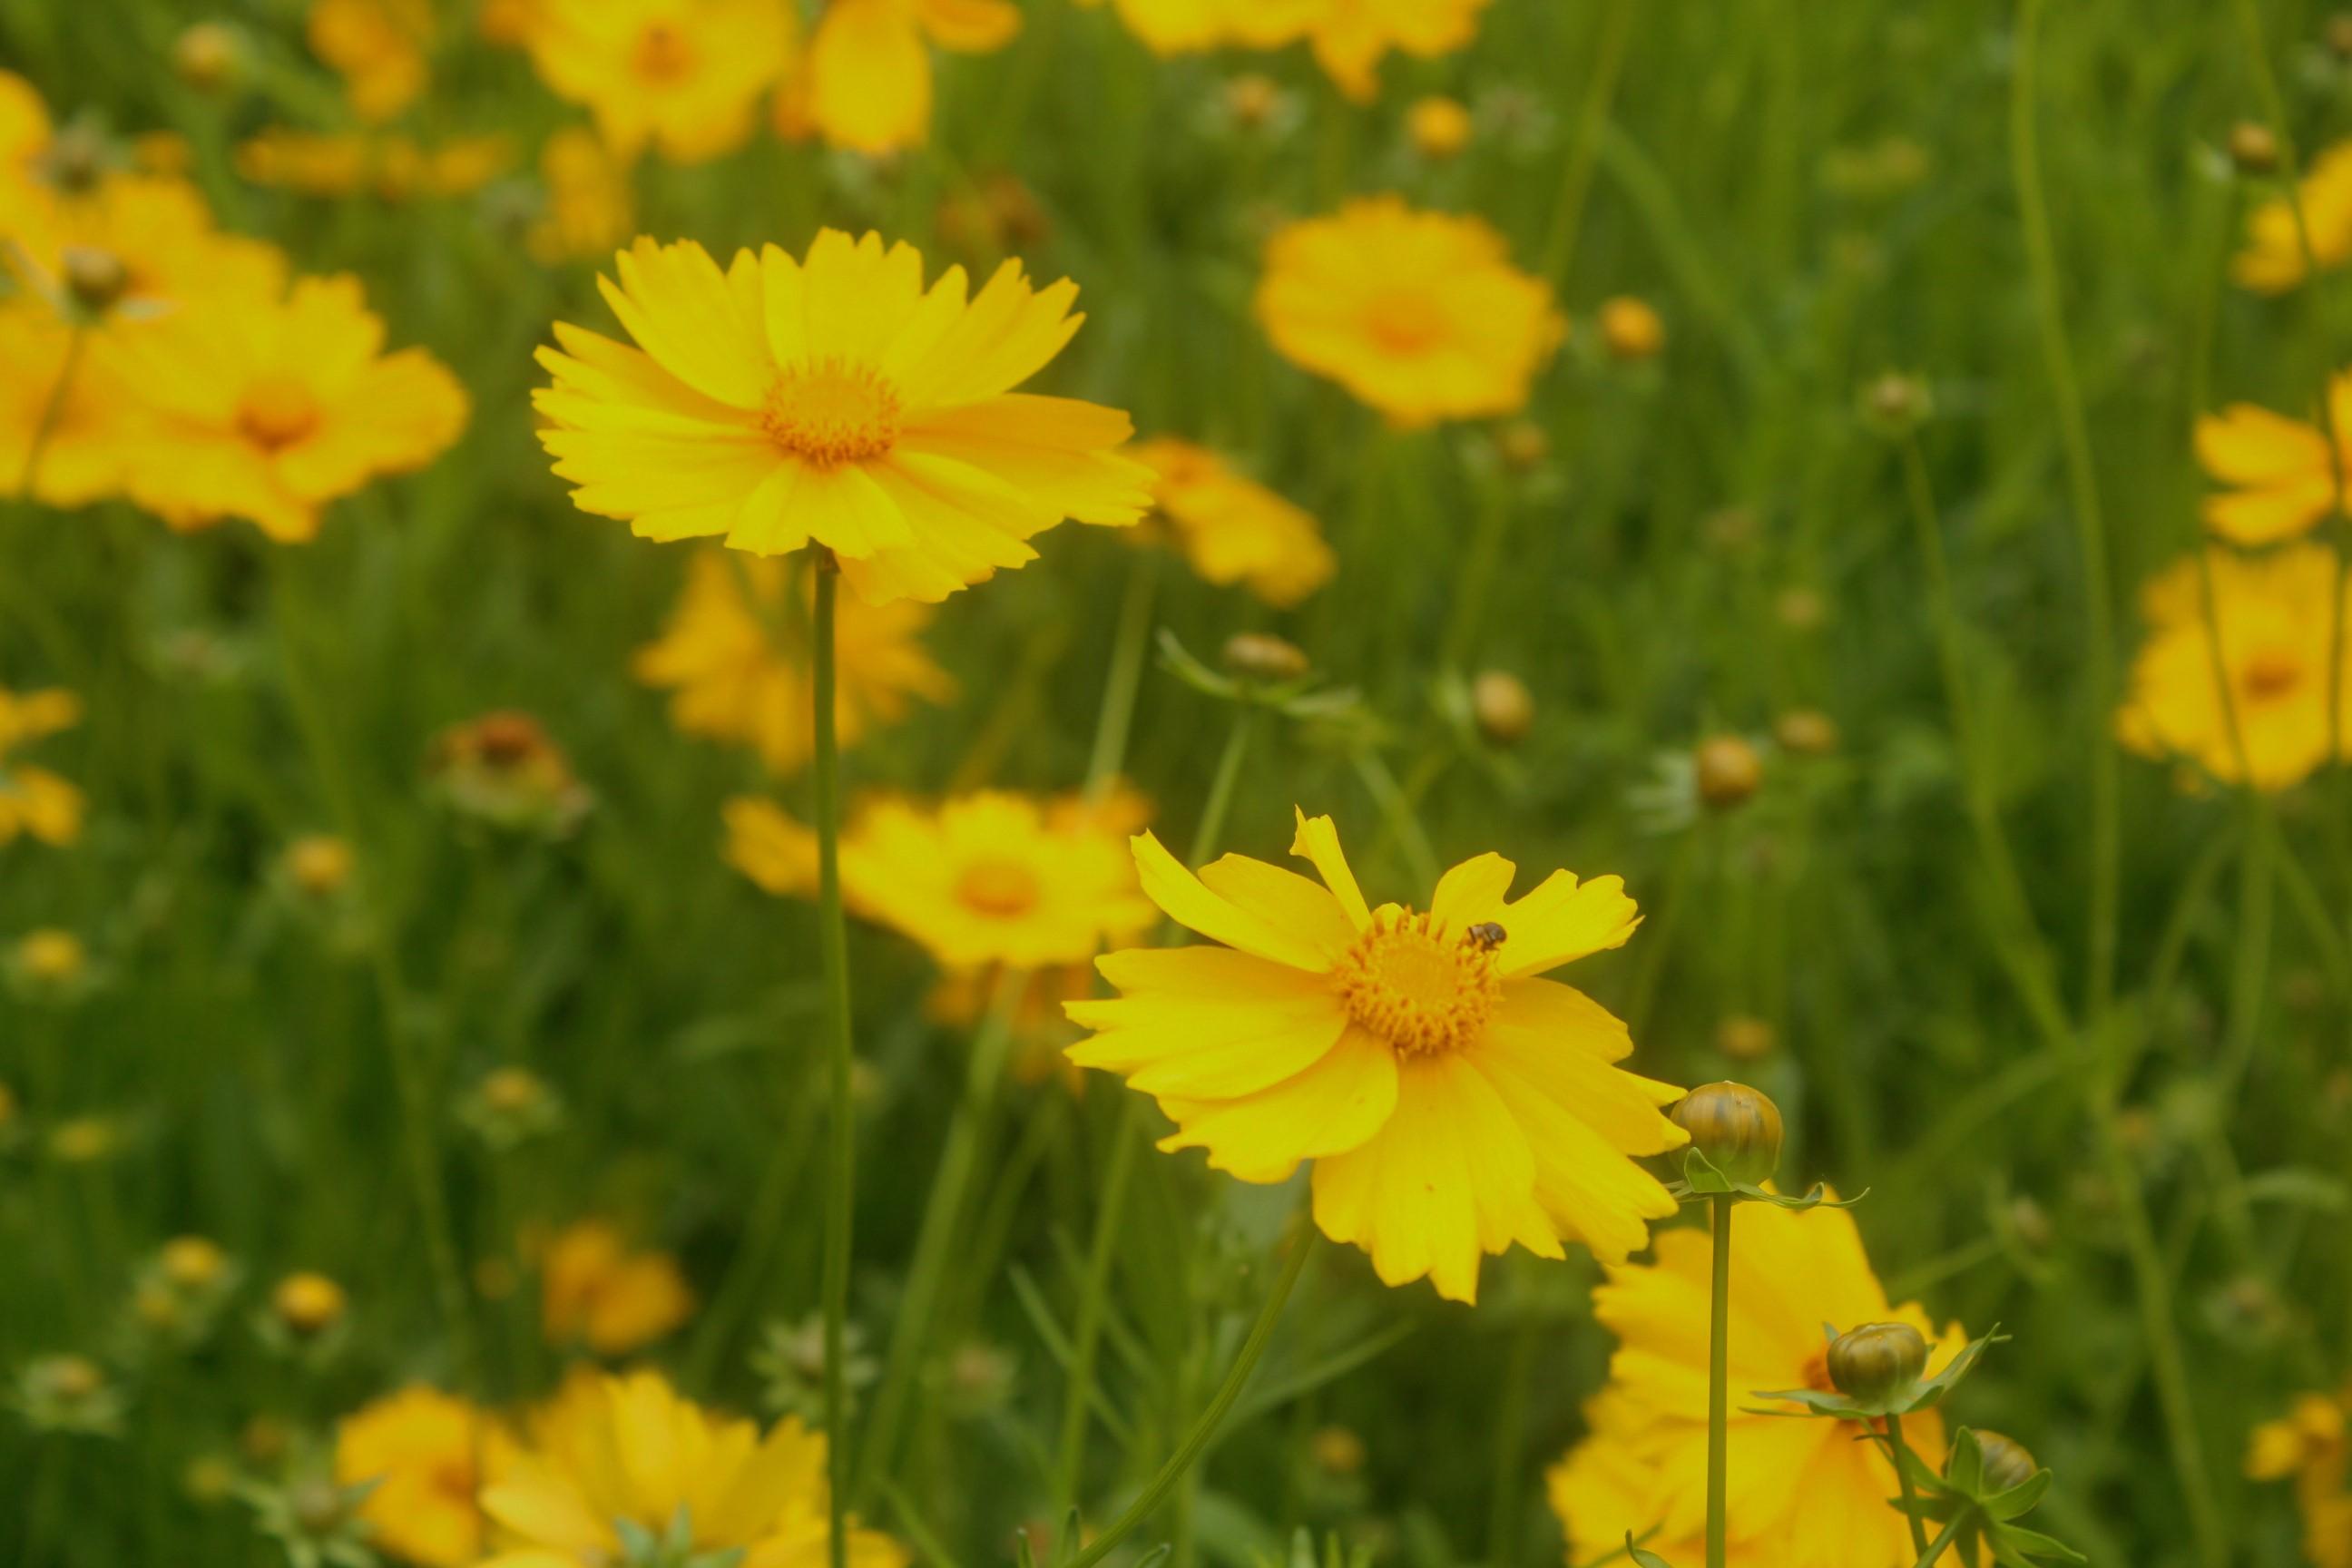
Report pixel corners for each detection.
[238,376,320,451]
[1332,909,1501,1056]
[1365,289,1447,356]
[761,358,904,468]
[632,22,696,83]
[956,858,1041,918]
[2240,648,2305,701]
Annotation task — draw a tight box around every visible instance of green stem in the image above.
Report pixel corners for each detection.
[1886,1412,1930,1561]
[1063,1220,1315,1568]
[1085,548,1161,802]
[1908,1514,1964,1568]
[1705,1194,1731,1568]
[1541,0,1637,283]
[18,322,85,499]
[814,557,855,1568]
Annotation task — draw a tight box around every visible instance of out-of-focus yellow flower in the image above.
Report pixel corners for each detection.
[527,126,634,263]
[805,0,1020,155]
[1071,0,1234,54]
[2117,544,2352,792]
[1406,95,1472,159]
[307,0,433,122]
[335,1387,511,1568]
[1598,295,1664,361]
[2248,1388,2352,1568]
[634,551,953,774]
[1273,0,1489,103]
[481,1368,909,1568]
[107,272,466,543]
[0,687,84,849]
[2235,141,2352,295]
[14,929,85,985]
[1132,437,1335,607]
[527,0,792,163]
[236,130,515,202]
[1548,1199,1963,1568]
[479,0,543,46]
[729,789,1157,970]
[284,835,355,897]
[2195,375,2352,544]
[161,1236,230,1291]
[426,711,594,837]
[5,172,288,327]
[536,1220,696,1355]
[1257,197,1563,428]
[534,231,1152,605]
[48,1114,118,1162]
[1065,808,1683,1303]
[273,1270,348,1336]
[1,304,139,506]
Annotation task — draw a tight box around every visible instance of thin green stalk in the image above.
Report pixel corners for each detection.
[813,556,855,1568]
[1705,1194,1731,1568]
[1886,1413,1930,1561]
[2011,0,2121,1028]
[1063,1220,1316,1568]
[1541,0,1637,282]
[18,322,85,498]
[1908,1514,1964,1568]
[1085,548,1161,802]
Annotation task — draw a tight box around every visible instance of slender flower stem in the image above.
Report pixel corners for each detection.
[813,555,855,1568]
[18,322,85,499]
[1704,1194,1732,1568]
[1541,0,1638,283]
[1063,1217,1316,1568]
[1907,1514,1964,1568]
[1085,549,1161,803]
[1886,1413,1930,1560]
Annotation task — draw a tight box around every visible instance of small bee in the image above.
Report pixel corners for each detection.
[1464,922,1508,951]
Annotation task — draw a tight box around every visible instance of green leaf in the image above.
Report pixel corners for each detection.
[1901,1326,2007,1413]
[1981,1469,2052,1522]
[1626,1534,1678,1568]
[1985,1523,2088,1566]
[1945,1428,1985,1498]
[1679,1145,1735,1194]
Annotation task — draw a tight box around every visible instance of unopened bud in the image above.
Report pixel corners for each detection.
[1670,1081,1783,1185]
[1496,419,1549,473]
[1967,1430,2038,1496]
[1860,371,1932,435]
[1226,74,1280,131]
[1407,96,1473,160]
[1694,734,1763,810]
[172,23,243,92]
[61,246,129,315]
[1222,632,1309,683]
[1826,1321,1929,1404]
[1599,296,1665,362]
[2229,122,2279,176]
[272,1271,346,1337]
[1471,671,1534,747]
[161,1235,228,1291]
[2329,13,2352,59]
[1714,1014,1776,1062]
[1774,709,1839,756]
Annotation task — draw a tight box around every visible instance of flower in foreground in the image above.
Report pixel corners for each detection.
[2234,141,2352,295]
[1256,197,1563,429]
[335,1387,511,1568]
[1132,437,1336,607]
[1547,1199,1965,1568]
[535,230,1152,604]
[0,686,83,848]
[107,273,466,542]
[535,1220,696,1356]
[2248,1386,2352,1568]
[728,789,1157,970]
[525,0,790,162]
[2195,376,2352,544]
[634,550,953,774]
[479,1368,908,1568]
[2116,544,2352,791]
[804,0,1022,155]
[1064,809,1683,1303]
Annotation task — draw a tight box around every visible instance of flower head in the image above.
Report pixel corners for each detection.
[528,126,635,263]
[1256,198,1563,428]
[1547,1200,1966,1568]
[2248,1387,2352,1568]
[1275,0,1490,103]
[2117,544,2352,791]
[0,686,83,848]
[634,550,953,774]
[527,0,792,163]
[2195,375,2352,544]
[1065,809,1683,1302]
[805,0,1021,154]
[1133,438,1335,607]
[535,230,1151,603]
[308,0,435,122]
[335,1387,512,1568]
[480,1368,908,1568]
[2235,141,2352,295]
[536,1220,696,1356]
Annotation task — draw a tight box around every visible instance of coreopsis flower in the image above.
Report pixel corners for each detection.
[633,550,953,774]
[1546,1200,1965,1568]
[1064,809,1684,1303]
[2195,377,2352,544]
[1277,0,1490,103]
[335,1387,512,1568]
[307,0,434,122]
[0,686,83,848]
[527,126,634,264]
[105,272,466,542]
[480,1368,909,1568]
[2235,141,2352,295]
[1070,0,1235,54]
[1,303,136,505]
[526,0,792,163]
[2117,544,2352,791]
[730,789,1158,970]
[235,130,515,201]
[534,231,1152,604]
[1133,437,1336,607]
[1256,198,1563,428]
[5,172,287,323]
[805,0,1020,154]
[536,1220,696,1355]
[2248,1387,2352,1568]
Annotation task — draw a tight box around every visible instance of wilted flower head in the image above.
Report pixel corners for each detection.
[12,1352,123,1436]
[426,710,593,838]
[1132,438,1336,608]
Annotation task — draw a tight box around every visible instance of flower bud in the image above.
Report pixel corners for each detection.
[172,23,244,93]
[161,1235,228,1291]
[1225,74,1280,132]
[1599,296,1665,362]
[1407,96,1473,160]
[2330,13,2352,59]
[60,246,129,316]
[1471,671,1534,747]
[2229,122,2279,176]
[1774,708,1839,756]
[41,124,108,194]
[1826,1321,1929,1404]
[15,929,86,985]
[1496,420,1549,473]
[1222,632,1309,683]
[272,1271,347,1337]
[1311,1425,1367,1475]
[285,835,353,897]
[1694,735,1763,810]
[1966,1430,2038,1496]
[1670,1081,1783,1185]
[1859,371,1932,436]
[1776,585,1826,632]
[1714,1014,1775,1062]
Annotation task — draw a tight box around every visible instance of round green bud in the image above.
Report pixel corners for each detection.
[1826,1321,1929,1404]
[1670,1082,1783,1185]
[1965,1430,2038,1497]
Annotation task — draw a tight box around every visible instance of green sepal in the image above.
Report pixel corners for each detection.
[1626,1533,1677,1568]
[1985,1524,2088,1566]
[1747,1325,2005,1420]
[1665,1148,1864,1210]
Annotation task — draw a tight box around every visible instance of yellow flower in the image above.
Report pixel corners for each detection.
[273,1270,349,1335]
[0,686,83,848]
[14,929,85,984]
[5,172,288,324]
[1133,438,1335,607]
[528,127,635,264]
[1070,0,1236,54]
[805,0,1020,155]
[108,272,467,542]
[2195,376,2352,544]
[336,1387,512,1568]
[534,231,1152,604]
[308,0,434,122]
[1281,0,1489,103]
[1598,295,1665,362]
[1257,197,1563,429]
[2248,1388,2352,1568]
[1547,1200,1964,1568]
[236,130,515,201]
[1064,809,1682,1303]
[2235,142,2352,295]
[1,303,136,506]
[537,1220,697,1355]
[481,1368,909,1568]
[634,551,953,774]
[1406,95,1473,159]
[527,0,792,163]
[2117,544,2352,792]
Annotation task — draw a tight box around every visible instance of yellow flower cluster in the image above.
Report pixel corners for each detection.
[2248,1387,2352,1568]
[1079,0,1491,103]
